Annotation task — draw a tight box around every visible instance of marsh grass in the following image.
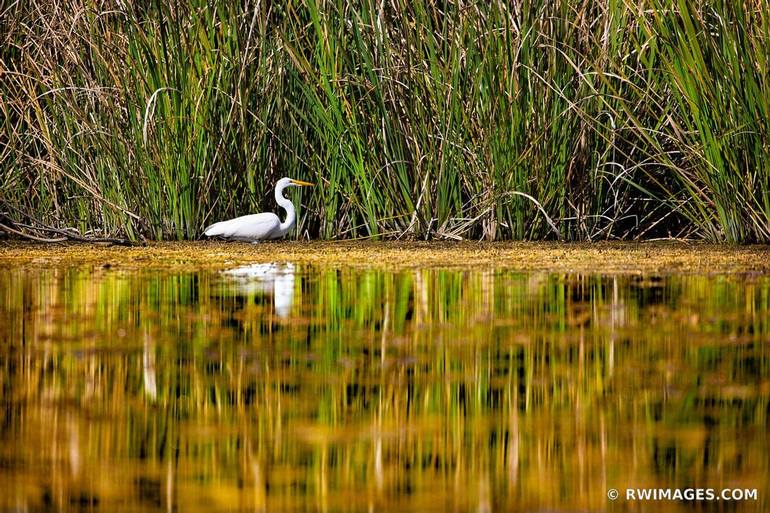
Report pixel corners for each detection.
[1,1,768,241]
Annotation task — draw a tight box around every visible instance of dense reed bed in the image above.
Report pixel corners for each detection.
[1,1,768,241]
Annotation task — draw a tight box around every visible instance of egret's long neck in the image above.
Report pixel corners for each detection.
[275,183,296,236]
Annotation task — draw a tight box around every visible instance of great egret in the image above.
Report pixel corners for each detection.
[204,177,313,241]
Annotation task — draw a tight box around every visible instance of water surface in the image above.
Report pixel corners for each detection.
[1,263,768,512]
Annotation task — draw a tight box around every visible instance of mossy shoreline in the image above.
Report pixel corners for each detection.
[1,241,768,274]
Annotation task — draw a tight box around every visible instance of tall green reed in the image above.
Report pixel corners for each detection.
[1,0,768,241]
[644,0,770,241]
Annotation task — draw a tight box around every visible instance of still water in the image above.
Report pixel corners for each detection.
[0,263,768,512]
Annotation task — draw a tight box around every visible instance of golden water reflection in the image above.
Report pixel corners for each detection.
[0,266,769,512]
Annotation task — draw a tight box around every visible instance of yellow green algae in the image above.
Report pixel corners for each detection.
[0,240,768,273]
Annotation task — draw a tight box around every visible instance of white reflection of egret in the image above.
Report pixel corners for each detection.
[143,329,157,401]
[222,263,296,318]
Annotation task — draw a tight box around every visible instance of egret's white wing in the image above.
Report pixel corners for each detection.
[204,213,280,241]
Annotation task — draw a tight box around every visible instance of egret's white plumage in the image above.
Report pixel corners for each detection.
[204,177,313,241]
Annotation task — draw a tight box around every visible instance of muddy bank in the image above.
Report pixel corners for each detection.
[1,240,768,274]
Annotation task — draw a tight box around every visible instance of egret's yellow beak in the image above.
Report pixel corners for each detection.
[291,179,314,187]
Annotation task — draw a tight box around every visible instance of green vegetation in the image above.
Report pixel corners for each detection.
[1,1,768,241]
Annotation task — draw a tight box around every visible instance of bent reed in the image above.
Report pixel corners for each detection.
[1,1,768,242]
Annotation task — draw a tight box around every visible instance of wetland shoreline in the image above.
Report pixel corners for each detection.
[1,240,768,274]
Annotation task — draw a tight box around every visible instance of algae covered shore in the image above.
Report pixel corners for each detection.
[1,240,768,274]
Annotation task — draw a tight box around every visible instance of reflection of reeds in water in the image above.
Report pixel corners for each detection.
[0,268,769,512]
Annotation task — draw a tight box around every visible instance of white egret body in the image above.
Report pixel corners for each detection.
[204,177,313,241]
